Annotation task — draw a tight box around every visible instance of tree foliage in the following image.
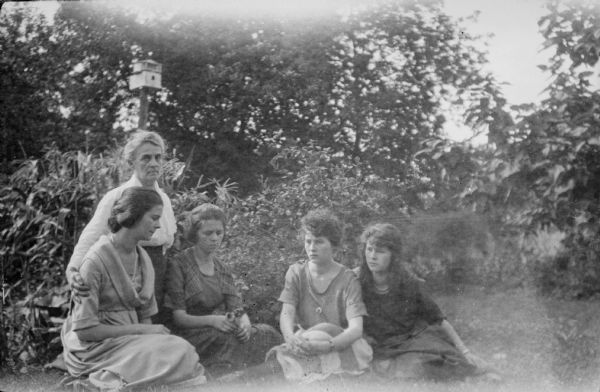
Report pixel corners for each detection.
[1,1,501,195]
[435,0,600,297]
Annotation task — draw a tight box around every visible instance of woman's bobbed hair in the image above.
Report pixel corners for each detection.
[300,208,343,247]
[358,223,405,292]
[184,203,227,244]
[107,187,163,233]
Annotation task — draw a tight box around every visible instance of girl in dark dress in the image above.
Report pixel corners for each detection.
[357,223,495,381]
[163,203,282,378]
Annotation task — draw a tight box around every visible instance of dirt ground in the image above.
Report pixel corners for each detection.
[2,287,599,392]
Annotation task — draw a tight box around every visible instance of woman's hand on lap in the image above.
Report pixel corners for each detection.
[212,315,238,334]
[301,340,330,355]
[285,334,309,355]
[235,318,251,342]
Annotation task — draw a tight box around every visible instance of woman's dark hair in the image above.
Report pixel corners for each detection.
[185,203,227,244]
[107,187,163,233]
[358,223,405,292]
[300,208,343,247]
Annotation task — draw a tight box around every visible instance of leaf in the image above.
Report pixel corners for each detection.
[549,165,566,184]
[571,126,587,137]
[588,136,600,146]
[554,178,575,196]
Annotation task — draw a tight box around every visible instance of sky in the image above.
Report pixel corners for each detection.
[8,0,558,142]
[444,0,551,106]
[442,0,551,141]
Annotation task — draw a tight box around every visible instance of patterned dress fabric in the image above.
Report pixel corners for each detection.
[164,247,282,375]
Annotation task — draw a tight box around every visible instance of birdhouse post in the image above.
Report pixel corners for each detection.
[129,60,162,130]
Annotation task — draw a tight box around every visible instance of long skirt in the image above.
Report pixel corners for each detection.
[267,323,373,383]
[179,323,283,376]
[61,319,206,391]
[372,324,479,381]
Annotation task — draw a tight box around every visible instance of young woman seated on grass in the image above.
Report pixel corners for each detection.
[61,187,206,391]
[356,222,498,381]
[163,203,282,378]
[268,208,372,382]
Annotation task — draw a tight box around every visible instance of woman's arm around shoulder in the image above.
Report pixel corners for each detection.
[66,189,119,285]
[73,258,169,342]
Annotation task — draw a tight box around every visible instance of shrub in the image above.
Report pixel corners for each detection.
[220,145,410,326]
[0,147,100,370]
[0,145,185,371]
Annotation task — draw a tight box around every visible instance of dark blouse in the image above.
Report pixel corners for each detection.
[362,275,444,343]
[163,248,242,316]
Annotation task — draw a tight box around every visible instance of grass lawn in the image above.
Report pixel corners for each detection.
[2,287,599,392]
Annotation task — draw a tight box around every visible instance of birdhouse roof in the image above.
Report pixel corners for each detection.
[132,59,162,73]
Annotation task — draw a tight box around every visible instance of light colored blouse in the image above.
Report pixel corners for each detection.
[278,262,367,330]
[68,235,157,333]
[66,175,175,284]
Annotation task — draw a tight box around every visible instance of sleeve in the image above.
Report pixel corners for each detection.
[162,195,176,249]
[416,283,445,325]
[277,264,300,306]
[220,269,242,311]
[137,293,158,321]
[344,273,368,320]
[163,257,187,310]
[66,191,116,284]
[70,256,103,331]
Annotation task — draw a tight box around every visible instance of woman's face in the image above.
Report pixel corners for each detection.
[304,231,334,265]
[364,240,392,274]
[195,219,225,254]
[134,205,163,241]
[132,142,163,187]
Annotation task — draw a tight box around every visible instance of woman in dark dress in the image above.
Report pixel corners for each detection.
[357,222,494,381]
[163,203,282,377]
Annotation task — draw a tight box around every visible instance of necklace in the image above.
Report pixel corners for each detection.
[127,250,139,283]
[109,234,139,282]
[308,264,340,316]
[374,284,390,294]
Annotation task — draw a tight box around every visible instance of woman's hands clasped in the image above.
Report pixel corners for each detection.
[235,315,252,342]
[212,314,252,342]
[212,315,238,333]
[284,331,331,356]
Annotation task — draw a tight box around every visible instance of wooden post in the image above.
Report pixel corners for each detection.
[138,87,149,130]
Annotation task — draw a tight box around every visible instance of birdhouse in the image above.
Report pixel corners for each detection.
[129,60,162,90]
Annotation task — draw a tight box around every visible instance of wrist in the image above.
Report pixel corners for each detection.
[283,332,294,343]
[327,339,335,353]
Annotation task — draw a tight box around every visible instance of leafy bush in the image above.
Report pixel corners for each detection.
[0,147,100,370]
[219,145,411,326]
[0,145,185,371]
